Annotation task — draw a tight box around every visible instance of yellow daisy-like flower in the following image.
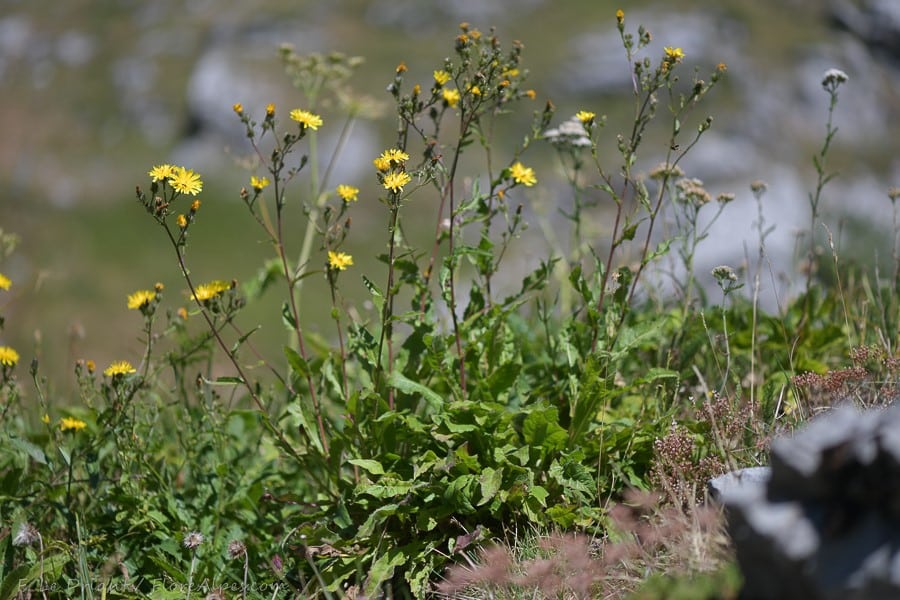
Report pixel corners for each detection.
[127,289,156,310]
[442,88,461,108]
[382,148,410,163]
[509,162,537,187]
[327,251,354,271]
[0,273,10,290]
[192,280,232,302]
[524,89,536,99]
[266,103,275,117]
[289,108,323,130]
[336,184,359,202]
[469,85,481,96]
[664,47,685,63]
[0,346,19,367]
[616,9,624,23]
[170,166,203,196]
[373,156,391,172]
[148,164,176,183]
[382,171,412,194]
[59,417,87,432]
[232,102,243,115]
[433,70,451,86]
[104,360,136,377]
[176,214,188,229]
[250,175,270,191]
[576,110,596,124]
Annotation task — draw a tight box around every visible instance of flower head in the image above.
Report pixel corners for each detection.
[170,166,203,196]
[0,273,10,290]
[192,280,232,302]
[382,171,412,194]
[148,164,176,183]
[183,531,204,550]
[266,103,275,117]
[374,149,409,171]
[127,289,157,310]
[232,103,243,115]
[442,88,461,108]
[250,175,270,192]
[336,184,359,202]
[0,346,19,367]
[575,110,595,124]
[104,361,136,377]
[664,47,685,64]
[544,117,592,148]
[509,162,537,187]
[228,540,247,559]
[821,68,848,91]
[176,214,188,229]
[433,70,451,86]
[289,108,323,130]
[328,251,354,271]
[60,416,87,432]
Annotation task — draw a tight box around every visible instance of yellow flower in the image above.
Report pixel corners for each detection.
[328,251,354,271]
[232,102,244,115]
[442,88,461,108]
[170,166,203,196]
[382,148,410,163]
[433,70,451,86]
[192,280,232,302]
[127,289,156,310]
[717,62,727,72]
[41,414,50,424]
[373,156,391,172]
[382,171,412,194]
[190,199,201,212]
[576,110,596,124]
[86,359,95,373]
[59,417,87,432]
[250,175,270,191]
[524,89,536,99]
[502,68,520,78]
[469,85,481,96]
[176,214,188,229]
[336,184,359,202]
[396,61,407,74]
[148,164,175,183]
[104,360,136,377]
[664,47,685,63]
[0,273,10,290]
[266,103,275,116]
[509,162,537,187]
[289,109,323,130]
[0,346,19,367]
[616,8,624,23]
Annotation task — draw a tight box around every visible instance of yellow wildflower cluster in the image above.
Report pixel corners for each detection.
[104,360,136,377]
[509,162,537,187]
[148,164,203,196]
[127,289,157,310]
[0,273,10,290]
[328,251,354,271]
[60,417,87,432]
[336,184,359,202]
[433,70,451,86]
[289,108,323,130]
[442,88,461,108]
[0,346,19,367]
[251,175,270,192]
[192,280,232,302]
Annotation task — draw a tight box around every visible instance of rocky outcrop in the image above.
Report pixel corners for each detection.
[713,405,900,600]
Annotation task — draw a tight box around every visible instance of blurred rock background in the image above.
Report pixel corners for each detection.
[2,0,899,384]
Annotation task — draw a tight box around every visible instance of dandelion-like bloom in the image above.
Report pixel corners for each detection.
[192,280,232,302]
[469,85,481,96]
[524,89,536,99]
[59,416,87,432]
[105,360,136,377]
[250,175,270,192]
[509,162,537,187]
[148,164,176,183]
[86,359,96,373]
[13,523,39,547]
[442,88,461,108]
[183,531,204,550]
[664,47,685,63]
[382,171,412,194]
[232,103,243,115]
[336,184,359,202]
[176,214,188,229]
[0,273,10,290]
[373,156,391,172]
[127,289,156,310]
[289,109,323,130]
[382,148,410,164]
[265,103,275,117]
[0,346,19,367]
[170,167,203,196]
[616,8,624,23]
[328,251,353,271]
[433,70,451,86]
[575,110,595,124]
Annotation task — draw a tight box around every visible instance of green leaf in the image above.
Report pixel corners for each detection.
[365,549,407,598]
[522,406,567,453]
[387,371,444,411]
[8,437,47,465]
[348,459,385,475]
[478,467,503,506]
[284,345,310,379]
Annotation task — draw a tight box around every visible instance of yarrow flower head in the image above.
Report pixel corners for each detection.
[821,68,848,92]
[442,88,461,108]
[192,280,232,302]
[0,346,19,367]
[289,108,323,130]
[170,166,203,196]
[544,117,592,148]
[382,171,412,194]
[59,416,87,432]
[328,251,354,271]
[336,184,359,202]
[127,289,156,310]
[509,162,537,187]
[250,175,270,192]
[0,273,10,290]
[104,361,136,378]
